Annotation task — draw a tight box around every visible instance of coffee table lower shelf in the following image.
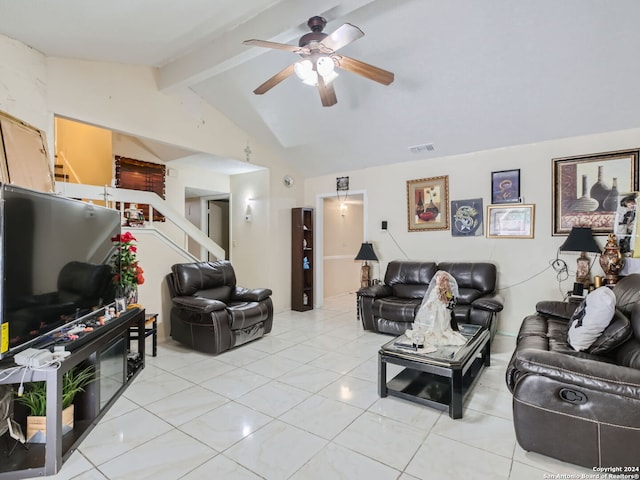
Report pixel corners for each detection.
[378,326,490,420]
[381,356,485,418]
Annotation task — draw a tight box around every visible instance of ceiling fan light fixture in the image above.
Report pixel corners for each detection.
[294,59,318,86]
[316,56,334,76]
[316,56,338,84]
[244,15,394,104]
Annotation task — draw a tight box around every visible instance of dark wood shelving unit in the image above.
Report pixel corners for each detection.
[291,207,314,311]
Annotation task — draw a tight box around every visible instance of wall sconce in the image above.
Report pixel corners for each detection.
[340,203,347,217]
[244,199,253,223]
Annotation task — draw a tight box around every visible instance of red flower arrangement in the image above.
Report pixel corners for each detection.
[111,231,144,289]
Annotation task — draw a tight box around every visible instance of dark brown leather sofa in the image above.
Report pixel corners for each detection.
[505,274,640,468]
[166,260,273,355]
[357,260,503,337]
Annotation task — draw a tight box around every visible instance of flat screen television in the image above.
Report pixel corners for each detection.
[0,183,121,359]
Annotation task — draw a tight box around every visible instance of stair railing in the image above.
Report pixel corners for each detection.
[54,182,225,260]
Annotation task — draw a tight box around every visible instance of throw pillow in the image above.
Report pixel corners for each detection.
[587,312,633,354]
[567,286,616,351]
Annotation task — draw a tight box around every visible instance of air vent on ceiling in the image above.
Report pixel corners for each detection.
[408,143,435,154]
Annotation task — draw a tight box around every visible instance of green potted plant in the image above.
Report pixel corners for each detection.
[17,365,95,443]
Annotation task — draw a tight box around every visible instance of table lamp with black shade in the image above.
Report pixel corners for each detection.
[355,242,378,288]
[559,226,601,291]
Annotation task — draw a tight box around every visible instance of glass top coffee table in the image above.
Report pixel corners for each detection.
[378,324,490,419]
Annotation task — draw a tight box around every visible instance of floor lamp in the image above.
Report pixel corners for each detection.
[355,242,378,288]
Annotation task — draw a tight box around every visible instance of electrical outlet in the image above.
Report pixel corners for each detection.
[381,221,388,230]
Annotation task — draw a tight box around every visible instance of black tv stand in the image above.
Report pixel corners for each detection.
[0,308,145,479]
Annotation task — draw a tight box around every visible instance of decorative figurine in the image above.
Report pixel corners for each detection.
[124,203,145,227]
[411,271,466,346]
[599,233,624,285]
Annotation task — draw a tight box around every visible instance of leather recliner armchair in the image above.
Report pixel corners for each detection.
[166,260,273,355]
[358,260,503,337]
[505,274,640,468]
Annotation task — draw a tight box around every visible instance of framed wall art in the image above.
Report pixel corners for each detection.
[487,204,535,238]
[613,191,638,256]
[552,149,640,235]
[491,169,520,204]
[407,175,449,231]
[451,198,483,237]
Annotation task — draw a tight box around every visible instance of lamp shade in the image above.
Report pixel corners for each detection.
[559,227,601,253]
[355,242,378,261]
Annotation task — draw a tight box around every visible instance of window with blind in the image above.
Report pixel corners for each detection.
[115,156,166,221]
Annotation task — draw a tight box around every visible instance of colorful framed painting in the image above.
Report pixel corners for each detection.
[487,204,535,238]
[552,149,640,235]
[407,175,449,231]
[491,169,521,204]
[451,198,483,237]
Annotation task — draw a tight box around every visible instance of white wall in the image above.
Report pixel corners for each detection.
[0,33,304,319]
[305,128,640,335]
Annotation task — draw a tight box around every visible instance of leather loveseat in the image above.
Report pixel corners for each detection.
[358,260,503,338]
[166,260,273,355]
[505,274,640,468]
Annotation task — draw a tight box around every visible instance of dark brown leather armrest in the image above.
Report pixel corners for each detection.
[513,348,640,399]
[358,284,392,298]
[535,300,579,320]
[172,296,227,313]
[472,293,504,312]
[232,287,272,302]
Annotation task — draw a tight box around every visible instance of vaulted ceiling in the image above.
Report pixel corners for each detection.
[2,0,640,177]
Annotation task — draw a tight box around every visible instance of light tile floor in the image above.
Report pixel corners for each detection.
[28,294,596,480]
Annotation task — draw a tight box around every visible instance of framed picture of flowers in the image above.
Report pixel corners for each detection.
[407,175,449,232]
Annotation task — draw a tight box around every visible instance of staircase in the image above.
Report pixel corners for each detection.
[54,182,225,261]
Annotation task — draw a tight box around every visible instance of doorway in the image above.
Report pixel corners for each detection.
[317,192,367,306]
[185,192,229,261]
[208,198,229,260]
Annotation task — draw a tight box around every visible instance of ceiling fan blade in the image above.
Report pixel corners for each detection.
[317,75,337,107]
[243,39,306,54]
[334,55,394,85]
[253,63,296,95]
[321,23,364,52]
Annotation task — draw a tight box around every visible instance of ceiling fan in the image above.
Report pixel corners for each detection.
[243,16,394,107]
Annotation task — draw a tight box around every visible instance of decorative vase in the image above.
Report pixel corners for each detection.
[570,175,598,212]
[125,285,138,305]
[416,191,424,215]
[599,233,624,285]
[26,405,74,443]
[602,177,619,211]
[425,190,439,217]
[590,165,610,211]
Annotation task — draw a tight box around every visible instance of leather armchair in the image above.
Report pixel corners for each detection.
[358,260,503,337]
[166,260,273,355]
[505,274,640,468]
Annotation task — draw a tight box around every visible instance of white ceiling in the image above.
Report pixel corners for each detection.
[2,0,640,177]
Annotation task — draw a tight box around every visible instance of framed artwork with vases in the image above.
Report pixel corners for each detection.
[407,176,449,231]
[552,149,640,235]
